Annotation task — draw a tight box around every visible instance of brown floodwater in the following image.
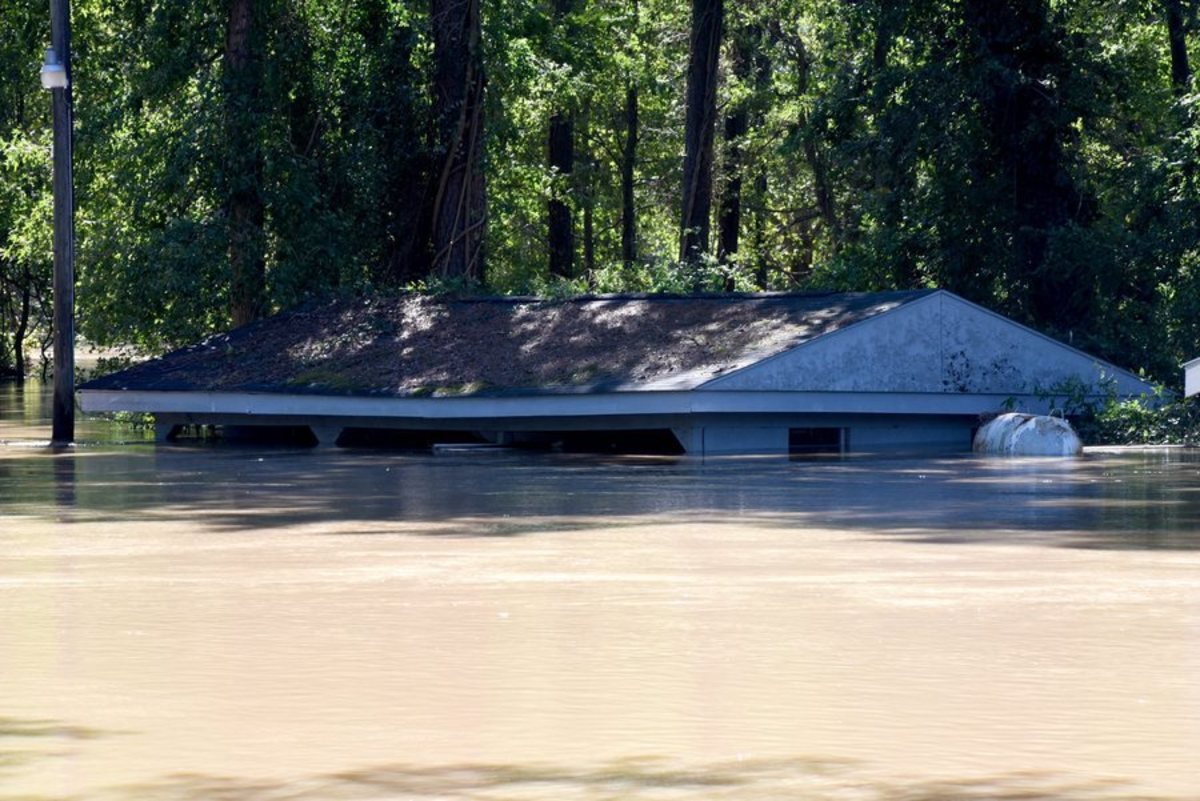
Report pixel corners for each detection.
[3,381,1200,800]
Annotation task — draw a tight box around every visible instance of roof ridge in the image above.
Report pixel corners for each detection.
[411,288,937,304]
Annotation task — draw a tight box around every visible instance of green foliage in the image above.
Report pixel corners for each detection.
[1082,392,1200,445]
[76,351,141,383]
[0,0,52,379]
[69,0,433,353]
[3,0,1200,394]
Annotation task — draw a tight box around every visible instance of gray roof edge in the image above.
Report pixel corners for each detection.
[937,291,1159,394]
[697,290,941,390]
[387,288,929,304]
[78,386,1057,419]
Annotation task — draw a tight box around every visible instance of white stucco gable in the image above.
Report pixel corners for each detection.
[1185,357,1200,397]
[700,291,1155,400]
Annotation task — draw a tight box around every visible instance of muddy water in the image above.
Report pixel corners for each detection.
[4,383,1200,800]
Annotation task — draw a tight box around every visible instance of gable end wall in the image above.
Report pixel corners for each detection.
[702,292,1153,398]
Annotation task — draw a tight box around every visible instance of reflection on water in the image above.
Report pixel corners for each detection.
[4,440,1200,549]
[0,749,1174,801]
[4,384,1200,799]
[0,379,154,447]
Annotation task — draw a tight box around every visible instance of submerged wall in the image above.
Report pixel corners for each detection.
[156,410,977,458]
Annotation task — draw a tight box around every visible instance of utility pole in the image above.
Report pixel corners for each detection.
[43,0,74,445]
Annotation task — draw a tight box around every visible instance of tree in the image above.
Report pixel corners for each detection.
[680,0,722,266]
[716,28,749,270]
[717,16,768,279]
[5,0,1200,390]
[960,0,1091,327]
[547,0,576,278]
[620,0,640,270]
[0,0,53,380]
[430,0,487,281]
[1165,0,1192,94]
[223,0,267,326]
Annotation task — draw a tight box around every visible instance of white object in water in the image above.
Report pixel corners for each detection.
[973,413,1083,457]
[1185,356,1200,398]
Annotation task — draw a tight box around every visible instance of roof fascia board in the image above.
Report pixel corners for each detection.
[80,387,1066,419]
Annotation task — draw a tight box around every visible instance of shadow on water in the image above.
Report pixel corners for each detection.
[0,716,107,783]
[0,758,1180,801]
[0,712,1182,801]
[3,440,1200,550]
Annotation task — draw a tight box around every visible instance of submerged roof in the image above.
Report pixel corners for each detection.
[81,290,934,397]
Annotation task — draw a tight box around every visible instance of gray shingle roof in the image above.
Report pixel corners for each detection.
[80,290,935,397]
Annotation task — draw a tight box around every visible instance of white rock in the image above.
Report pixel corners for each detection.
[973,413,1083,457]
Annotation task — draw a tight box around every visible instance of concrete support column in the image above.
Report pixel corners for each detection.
[309,425,343,448]
[154,423,180,443]
[671,427,704,455]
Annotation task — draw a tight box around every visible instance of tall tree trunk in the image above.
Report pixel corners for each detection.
[680,0,723,265]
[547,0,576,279]
[718,25,758,275]
[718,109,746,264]
[751,170,769,287]
[12,271,30,382]
[362,6,434,286]
[963,0,1086,327]
[621,82,638,269]
[717,112,744,291]
[1166,0,1192,94]
[430,0,487,280]
[791,35,840,247]
[621,0,639,270]
[224,0,266,327]
[547,109,574,278]
[580,98,596,278]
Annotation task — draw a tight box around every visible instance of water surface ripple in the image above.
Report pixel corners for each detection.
[3,383,1200,799]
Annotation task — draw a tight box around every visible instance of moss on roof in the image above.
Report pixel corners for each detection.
[80,290,935,397]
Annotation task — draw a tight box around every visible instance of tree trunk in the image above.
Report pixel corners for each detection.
[546,0,576,279]
[224,0,266,327]
[963,0,1086,327]
[680,0,723,265]
[1166,0,1192,94]
[621,82,638,269]
[430,0,487,281]
[718,26,757,273]
[12,271,30,382]
[621,0,639,270]
[751,170,769,287]
[580,98,596,278]
[718,109,744,291]
[792,35,840,247]
[718,111,746,267]
[362,5,434,286]
[547,109,574,278]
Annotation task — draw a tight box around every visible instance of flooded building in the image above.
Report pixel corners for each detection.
[78,290,1155,456]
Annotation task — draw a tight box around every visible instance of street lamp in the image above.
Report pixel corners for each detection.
[43,0,75,446]
[40,48,68,90]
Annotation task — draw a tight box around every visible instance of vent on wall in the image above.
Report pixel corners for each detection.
[789,427,846,457]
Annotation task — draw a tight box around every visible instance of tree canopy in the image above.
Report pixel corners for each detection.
[2,0,1200,387]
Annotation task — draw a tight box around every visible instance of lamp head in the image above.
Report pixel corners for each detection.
[40,48,68,90]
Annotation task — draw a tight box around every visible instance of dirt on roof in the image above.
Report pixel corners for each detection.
[81,290,934,397]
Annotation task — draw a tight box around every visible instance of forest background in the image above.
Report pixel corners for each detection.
[3,0,1200,391]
